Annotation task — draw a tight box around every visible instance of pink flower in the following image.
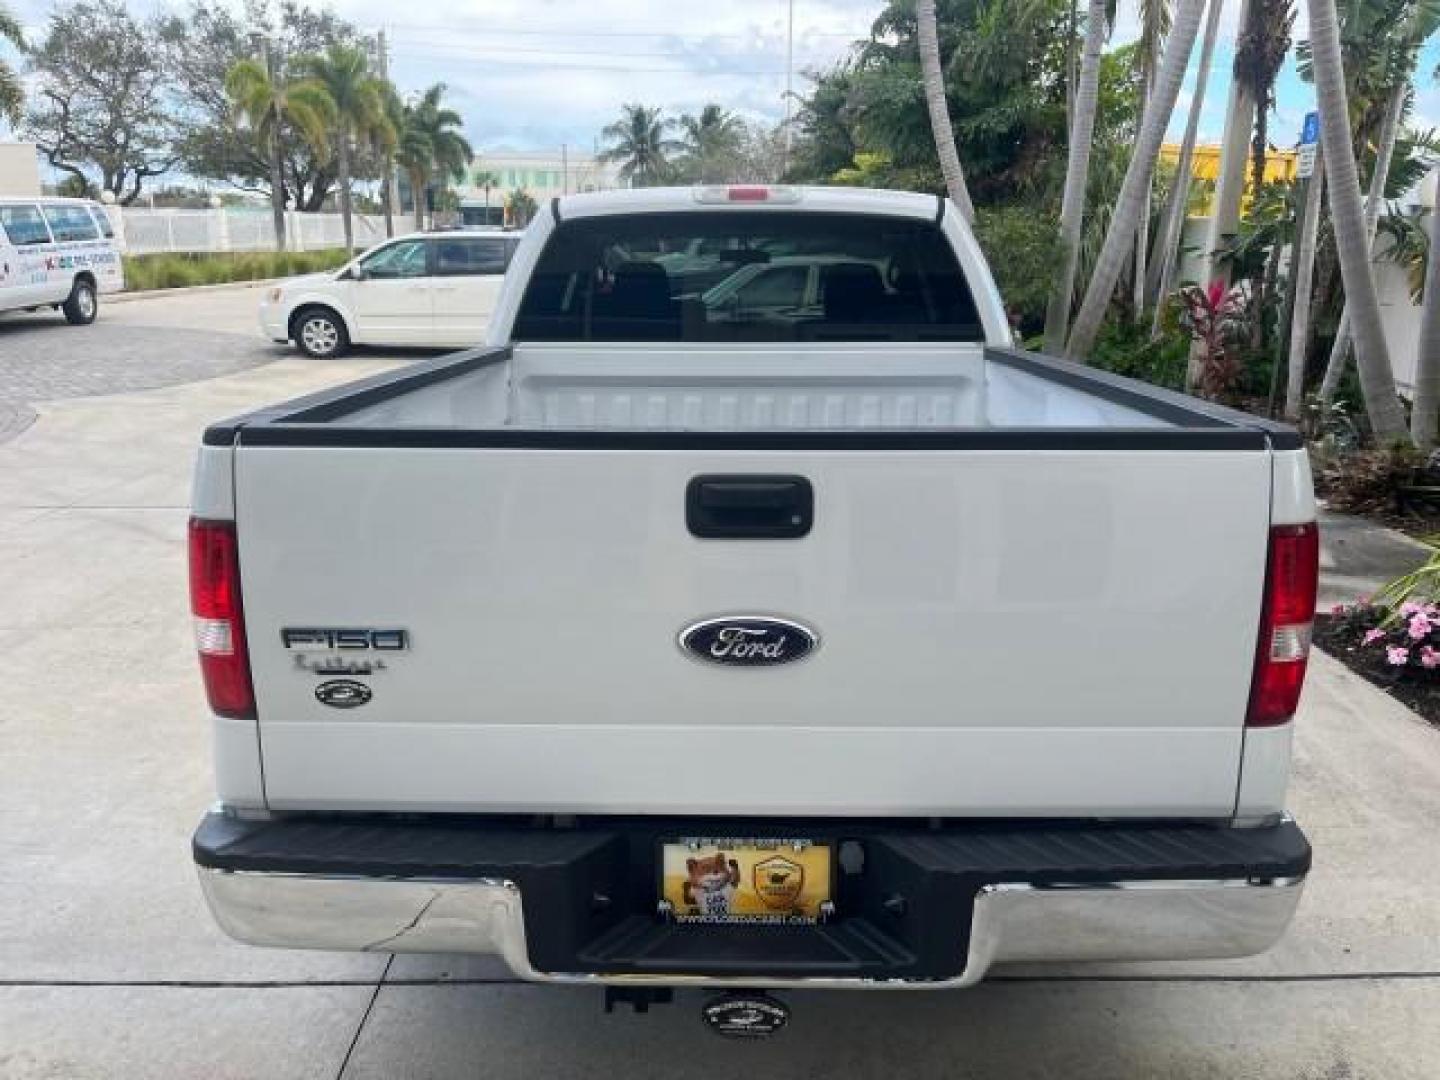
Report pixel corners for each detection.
[1363,628,1386,646]
[1422,647,1440,670]
[1401,601,1423,617]
[1387,646,1410,666]
[1410,614,1433,641]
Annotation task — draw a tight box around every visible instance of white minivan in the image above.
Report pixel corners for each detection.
[0,197,124,324]
[258,229,521,357]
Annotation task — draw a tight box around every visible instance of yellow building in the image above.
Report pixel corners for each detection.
[1158,143,1300,214]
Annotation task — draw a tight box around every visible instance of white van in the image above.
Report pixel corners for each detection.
[0,196,124,325]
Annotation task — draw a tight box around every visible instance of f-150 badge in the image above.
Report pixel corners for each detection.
[679,616,818,666]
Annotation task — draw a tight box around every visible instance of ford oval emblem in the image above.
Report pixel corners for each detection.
[315,679,372,708]
[679,615,818,667]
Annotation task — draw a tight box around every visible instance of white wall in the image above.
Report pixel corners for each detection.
[0,142,41,197]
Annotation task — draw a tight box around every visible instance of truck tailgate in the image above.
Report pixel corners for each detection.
[235,445,1270,817]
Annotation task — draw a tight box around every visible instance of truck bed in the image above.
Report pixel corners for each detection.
[212,343,1294,440]
[200,345,1300,819]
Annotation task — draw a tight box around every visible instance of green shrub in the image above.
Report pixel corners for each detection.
[122,249,352,292]
[1088,318,1190,391]
[971,205,1060,338]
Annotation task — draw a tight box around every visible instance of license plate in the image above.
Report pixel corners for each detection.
[660,839,833,925]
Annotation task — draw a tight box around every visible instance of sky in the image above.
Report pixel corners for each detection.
[3,0,1440,166]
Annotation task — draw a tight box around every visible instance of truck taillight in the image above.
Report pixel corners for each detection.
[188,518,254,718]
[1247,523,1319,727]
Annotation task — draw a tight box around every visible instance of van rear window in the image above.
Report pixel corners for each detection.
[513,212,983,343]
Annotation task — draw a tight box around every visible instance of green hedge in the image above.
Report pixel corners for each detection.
[122,249,352,292]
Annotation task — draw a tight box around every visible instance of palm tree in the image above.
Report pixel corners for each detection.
[1304,0,1409,440]
[1413,204,1440,446]
[397,84,473,230]
[1233,0,1294,202]
[1065,0,1207,360]
[1317,85,1408,402]
[1147,0,1225,331]
[678,105,746,183]
[380,82,405,237]
[1132,0,1173,315]
[0,5,26,125]
[474,169,500,221]
[225,57,335,251]
[1042,0,1110,353]
[1284,142,1324,420]
[300,45,393,254]
[1201,0,1257,287]
[916,0,975,222]
[598,105,679,187]
[1315,0,1439,401]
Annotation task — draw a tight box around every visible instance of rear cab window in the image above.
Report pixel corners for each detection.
[513,212,983,342]
[42,204,101,243]
[0,204,54,246]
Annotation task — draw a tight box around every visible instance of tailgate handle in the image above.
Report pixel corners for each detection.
[686,475,813,538]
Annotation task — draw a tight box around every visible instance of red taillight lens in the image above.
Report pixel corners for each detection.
[1247,522,1319,727]
[727,185,770,201]
[188,518,254,718]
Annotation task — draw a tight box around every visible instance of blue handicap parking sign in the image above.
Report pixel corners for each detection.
[1301,111,1320,145]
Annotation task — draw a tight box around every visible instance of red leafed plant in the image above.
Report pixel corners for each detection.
[1176,280,1250,399]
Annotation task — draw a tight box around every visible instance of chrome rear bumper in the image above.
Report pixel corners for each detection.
[198,867,1304,989]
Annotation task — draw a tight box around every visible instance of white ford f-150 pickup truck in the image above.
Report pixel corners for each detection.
[189,186,1315,1020]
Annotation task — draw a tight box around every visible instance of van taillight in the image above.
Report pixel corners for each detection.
[188,518,254,718]
[1247,523,1319,727]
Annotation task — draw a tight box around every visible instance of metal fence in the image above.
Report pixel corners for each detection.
[114,207,389,254]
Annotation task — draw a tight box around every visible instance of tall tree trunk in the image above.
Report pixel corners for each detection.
[1148,0,1223,330]
[916,0,976,223]
[1201,0,1254,287]
[1043,0,1109,354]
[1318,81,1407,403]
[1065,0,1206,360]
[337,135,355,254]
[411,168,426,231]
[382,150,395,239]
[1065,0,1078,129]
[1133,61,1156,319]
[1306,0,1409,441]
[1412,202,1440,447]
[1284,142,1325,421]
[268,123,287,252]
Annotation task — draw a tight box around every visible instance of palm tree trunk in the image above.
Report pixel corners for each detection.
[916,0,976,223]
[1201,0,1254,287]
[1317,81,1407,403]
[1043,0,1109,354]
[411,168,425,231]
[337,135,355,254]
[1284,142,1325,421]
[268,123,287,252]
[1133,62,1156,319]
[1065,0,1206,360]
[1412,205,1440,447]
[1306,0,1409,441]
[1147,0,1223,330]
[382,150,395,239]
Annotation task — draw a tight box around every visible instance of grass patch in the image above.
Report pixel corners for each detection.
[122,249,352,292]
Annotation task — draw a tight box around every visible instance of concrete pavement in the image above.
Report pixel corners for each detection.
[2,291,1439,1078]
